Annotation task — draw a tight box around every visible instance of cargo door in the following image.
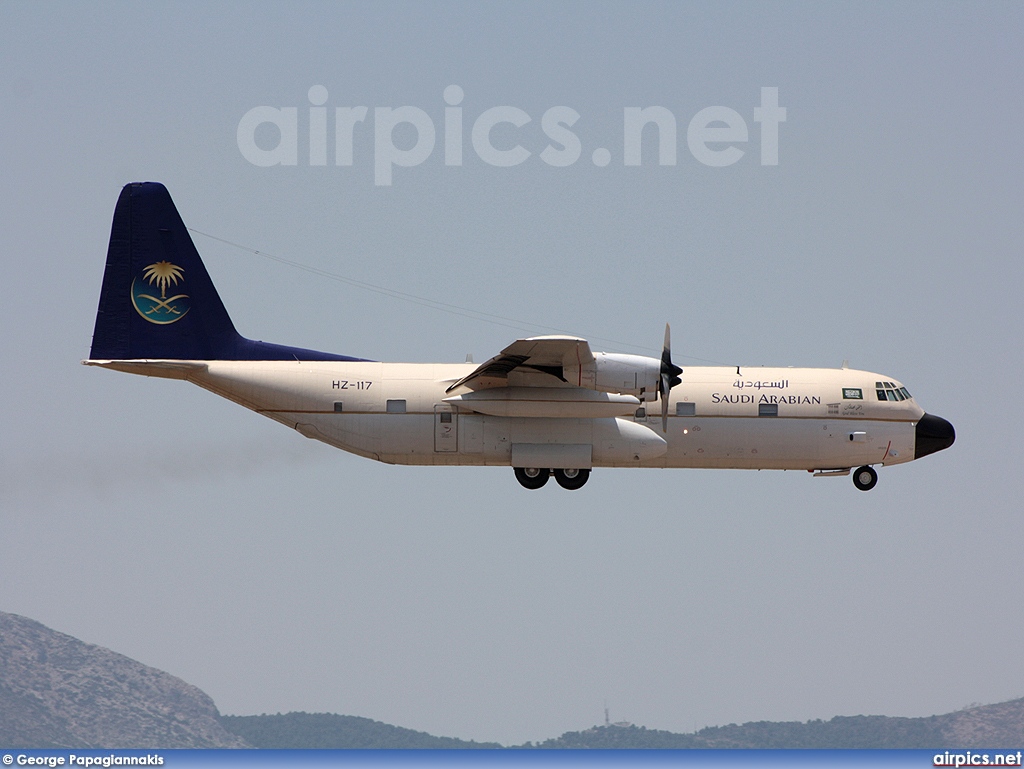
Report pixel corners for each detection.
[434,404,458,452]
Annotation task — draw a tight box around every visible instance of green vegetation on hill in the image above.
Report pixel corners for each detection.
[690,715,948,749]
[220,712,501,749]
[518,725,699,749]
[221,712,950,750]
[527,716,947,749]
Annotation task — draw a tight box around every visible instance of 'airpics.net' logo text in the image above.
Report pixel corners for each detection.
[237,86,786,186]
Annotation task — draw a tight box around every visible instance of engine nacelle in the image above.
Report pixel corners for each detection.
[564,352,661,398]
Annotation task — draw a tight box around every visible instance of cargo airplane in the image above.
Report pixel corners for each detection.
[86,183,955,491]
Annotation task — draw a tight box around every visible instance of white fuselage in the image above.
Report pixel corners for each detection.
[96,360,923,473]
[88,183,951,491]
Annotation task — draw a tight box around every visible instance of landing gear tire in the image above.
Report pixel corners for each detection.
[514,467,550,490]
[853,465,878,491]
[554,468,590,490]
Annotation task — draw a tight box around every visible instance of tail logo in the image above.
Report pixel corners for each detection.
[131,261,191,324]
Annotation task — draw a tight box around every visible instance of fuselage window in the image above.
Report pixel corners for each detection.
[758,403,778,417]
[386,399,407,413]
[439,411,452,423]
[334,402,344,412]
[676,402,696,416]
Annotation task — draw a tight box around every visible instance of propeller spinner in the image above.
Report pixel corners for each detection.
[659,323,683,432]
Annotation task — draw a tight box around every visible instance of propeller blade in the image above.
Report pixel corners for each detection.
[661,375,670,433]
[659,323,683,433]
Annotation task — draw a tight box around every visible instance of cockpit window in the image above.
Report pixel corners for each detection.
[876,382,912,401]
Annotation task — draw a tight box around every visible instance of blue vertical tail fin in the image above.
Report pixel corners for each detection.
[89,182,366,362]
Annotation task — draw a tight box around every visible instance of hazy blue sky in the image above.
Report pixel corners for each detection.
[1,1,1022,746]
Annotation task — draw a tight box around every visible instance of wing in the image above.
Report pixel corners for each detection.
[445,335,595,393]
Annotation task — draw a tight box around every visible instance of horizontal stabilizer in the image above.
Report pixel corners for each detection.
[82,359,209,380]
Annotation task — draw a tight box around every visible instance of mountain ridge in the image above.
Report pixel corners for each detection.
[3,609,1022,749]
[0,611,245,748]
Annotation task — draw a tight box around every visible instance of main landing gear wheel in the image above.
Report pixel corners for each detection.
[514,467,550,489]
[853,465,878,491]
[554,468,590,490]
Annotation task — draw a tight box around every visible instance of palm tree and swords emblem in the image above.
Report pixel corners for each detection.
[130,261,191,324]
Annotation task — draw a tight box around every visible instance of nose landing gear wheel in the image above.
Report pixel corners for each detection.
[853,465,878,491]
[554,468,590,490]
[514,467,550,489]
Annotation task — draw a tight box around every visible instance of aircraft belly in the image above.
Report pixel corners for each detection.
[377,415,669,468]
[818,419,915,467]
[460,414,484,454]
[647,417,917,470]
[646,417,820,470]
[299,414,383,458]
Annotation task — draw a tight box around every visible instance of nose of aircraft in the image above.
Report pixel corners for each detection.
[915,413,955,459]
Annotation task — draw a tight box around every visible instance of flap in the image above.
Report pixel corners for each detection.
[445,336,594,393]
